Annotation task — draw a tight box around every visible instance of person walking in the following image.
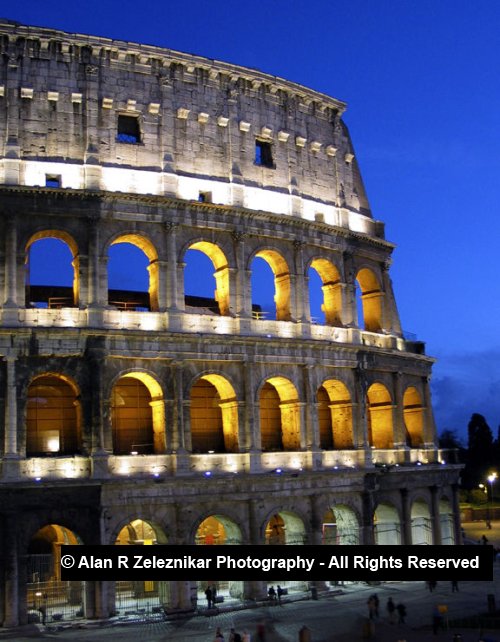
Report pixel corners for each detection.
[205,586,213,609]
[396,602,406,624]
[386,596,396,624]
[268,586,276,603]
[451,580,459,592]
[214,626,224,641]
[277,585,284,605]
[367,595,376,620]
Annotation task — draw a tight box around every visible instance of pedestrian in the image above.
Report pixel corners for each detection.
[205,586,213,609]
[268,585,276,603]
[229,628,242,642]
[371,593,379,618]
[214,626,224,642]
[386,596,396,624]
[481,534,489,545]
[367,595,376,620]
[451,580,459,592]
[427,580,437,592]
[277,585,284,605]
[242,630,251,642]
[432,604,443,634]
[396,602,406,624]
[211,584,218,603]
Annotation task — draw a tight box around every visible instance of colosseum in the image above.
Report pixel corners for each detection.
[0,19,460,627]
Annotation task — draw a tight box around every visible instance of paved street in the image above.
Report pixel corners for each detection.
[2,521,500,642]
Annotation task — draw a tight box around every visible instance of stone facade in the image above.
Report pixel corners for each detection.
[0,20,460,627]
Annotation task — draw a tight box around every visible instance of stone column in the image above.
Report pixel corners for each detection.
[381,259,402,335]
[232,231,251,322]
[87,338,110,478]
[361,490,375,545]
[451,483,462,545]
[3,514,19,627]
[422,376,438,447]
[3,218,20,324]
[310,495,328,591]
[164,222,180,312]
[83,64,102,190]
[293,240,309,324]
[354,366,370,465]
[245,499,267,599]
[392,371,406,448]
[400,488,412,545]
[342,251,357,327]
[3,356,18,458]
[3,51,21,185]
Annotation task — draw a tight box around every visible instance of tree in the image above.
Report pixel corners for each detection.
[462,413,495,489]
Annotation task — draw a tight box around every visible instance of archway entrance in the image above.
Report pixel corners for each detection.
[439,499,455,544]
[411,501,432,545]
[265,512,307,594]
[114,519,168,614]
[195,515,243,608]
[374,504,401,545]
[322,506,359,545]
[26,525,83,623]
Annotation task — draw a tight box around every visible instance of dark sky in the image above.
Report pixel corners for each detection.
[11,0,500,441]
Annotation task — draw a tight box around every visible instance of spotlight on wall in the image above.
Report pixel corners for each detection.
[275,468,282,474]
[204,471,212,477]
[35,477,42,482]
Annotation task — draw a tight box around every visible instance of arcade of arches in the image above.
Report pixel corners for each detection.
[23,371,429,456]
[20,496,458,623]
[24,233,394,334]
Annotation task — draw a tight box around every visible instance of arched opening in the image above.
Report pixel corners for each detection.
[259,377,301,451]
[403,386,425,447]
[322,506,359,545]
[190,375,239,453]
[374,503,401,545]
[108,235,159,311]
[251,250,291,321]
[265,511,307,593]
[367,383,394,449]
[317,380,353,449]
[411,500,432,545]
[439,499,455,544]
[115,519,168,612]
[309,258,342,325]
[195,515,243,606]
[27,374,82,456]
[27,524,83,623]
[184,242,230,316]
[25,233,78,308]
[356,268,383,332]
[111,373,165,455]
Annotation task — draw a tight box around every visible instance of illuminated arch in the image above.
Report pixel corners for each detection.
[403,386,425,447]
[317,379,353,449]
[356,268,382,332]
[111,372,165,455]
[186,241,231,316]
[115,518,167,545]
[190,374,239,453]
[322,505,359,545]
[253,249,291,321]
[259,376,301,451]
[411,500,432,545]
[265,511,306,545]
[109,234,159,311]
[27,373,82,456]
[309,258,343,325]
[26,231,79,307]
[367,383,394,449]
[27,524,82,621]
[374,503,401,545]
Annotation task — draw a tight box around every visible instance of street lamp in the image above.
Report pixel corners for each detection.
[487,472,497,527]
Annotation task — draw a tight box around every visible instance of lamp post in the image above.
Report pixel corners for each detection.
[487,472,497,528]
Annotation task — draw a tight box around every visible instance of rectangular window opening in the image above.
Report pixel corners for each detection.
[198,191,212,203]
[45,174,61,188]
[117,114,141,144]
[255,140,274,168]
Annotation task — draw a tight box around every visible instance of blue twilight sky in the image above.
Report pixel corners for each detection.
[10,0,500,442]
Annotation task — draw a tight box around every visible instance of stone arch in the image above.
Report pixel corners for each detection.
[322,505,360,545]
[309,257,343,325]
[374,503,401,545]
[403,386,425,447]
[265,510,306,545]
[439,498,455,544]
[110,372,165,455]
[367,382,394,449]
[184,241,231,316]
[317,379,353,449]
[108,233,159,311]
[356,267,383,332]
[190,374,239,453]
[252,249,291,321]
[411,499,432,545]
[25,230,80,307]
[114,519,168,610]
[27,524,83,622]
[26,373,82,456]
[259,376,301,451]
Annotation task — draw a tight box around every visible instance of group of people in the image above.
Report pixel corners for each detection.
[267,585,285,605]
[213,626,251,642]
[368,594,406,625]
